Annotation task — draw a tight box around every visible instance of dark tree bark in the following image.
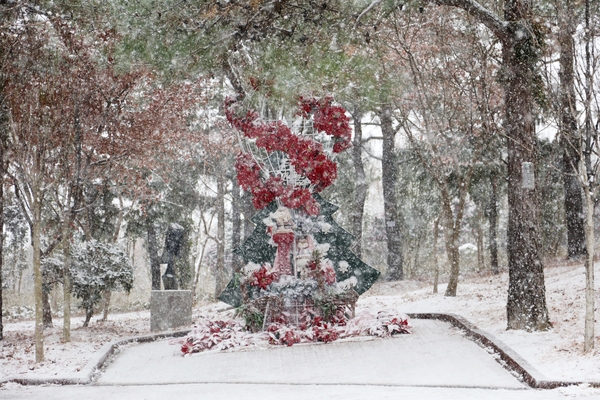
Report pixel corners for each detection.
[488,174,499,274]
[440,181,465,297]
[146,224,162,290]
[475,208,485,271]
[42,290,53,328]
[63,100,85,341]
[350,108,367,258]
[581,0,595,353]
[502,3,551,331]
[83,306,93,328]
[0,0,14,346]
[558,0,585,259]
[32,188,44,361]
[379,106,404,281]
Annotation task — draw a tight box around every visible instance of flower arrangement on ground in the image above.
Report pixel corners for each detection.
[176,308,411,355]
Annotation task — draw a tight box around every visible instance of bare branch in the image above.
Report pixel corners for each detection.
[355,0,384,25]
[428,0,508,41]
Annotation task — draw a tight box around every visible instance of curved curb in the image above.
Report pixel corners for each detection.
[0,329,190,386]
[407,313,600,390]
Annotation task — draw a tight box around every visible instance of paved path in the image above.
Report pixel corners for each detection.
[0,319,587,399]
[97,319,524,388]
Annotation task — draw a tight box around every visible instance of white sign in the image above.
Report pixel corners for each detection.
[522,162,535,189]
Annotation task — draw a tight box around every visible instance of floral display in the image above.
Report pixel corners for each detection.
[209,96,390,358]
[226,97,352,215]
[176,308,411,355]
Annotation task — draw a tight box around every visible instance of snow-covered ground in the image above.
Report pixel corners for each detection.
[0,261,599,394]
[362,261,600,383]
[0,310,151,379]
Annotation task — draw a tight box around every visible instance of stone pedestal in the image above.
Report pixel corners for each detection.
[150,290,192,332]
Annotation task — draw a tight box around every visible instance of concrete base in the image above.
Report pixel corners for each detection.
[150,290,192,332]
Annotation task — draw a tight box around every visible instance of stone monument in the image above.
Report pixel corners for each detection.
[150,223,192,332]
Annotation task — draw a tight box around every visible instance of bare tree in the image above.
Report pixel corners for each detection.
[377,6,500,296]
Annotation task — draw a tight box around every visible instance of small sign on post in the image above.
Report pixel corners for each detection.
[522,162,535,190]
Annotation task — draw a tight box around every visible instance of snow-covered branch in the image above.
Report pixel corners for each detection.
[429,0,508,41]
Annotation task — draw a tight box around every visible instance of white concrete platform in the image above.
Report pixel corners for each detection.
[96,319,524,389]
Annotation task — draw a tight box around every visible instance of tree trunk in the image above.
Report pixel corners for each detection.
[432,0,551,332]
[63,101,83,342]
[444,233,461,296]
[147,224,162,291]
[581,0,595,352]
[432,218,440,294]
[411,232,424,280]
[582,178,595,352]
[441,191,461,297]
[215,167,226,297]
[0,2,5,345]
[231,175,243,272]
[503,8,551,330]
[42,289,53,328]
[351,109,367,258]
[62,232,71,342]
[559,0,586,259]
[33,195,44,362]
[379,107,404,281]
[102,291,111,321]
[241,190,255,240]
[83,307,93,328]
[475,208,485,271]
[0,128,4,341]
[488,174,499,274]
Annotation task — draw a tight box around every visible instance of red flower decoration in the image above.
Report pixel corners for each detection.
[251,185,277,210]
[307,260,319,271]
[298,96,352,153]
[249,265,276,290]
[311,316,339,343]
[227,96,351,213]
[321,261,337,285]
[303,197,320,216]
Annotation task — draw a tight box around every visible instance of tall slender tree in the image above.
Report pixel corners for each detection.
[578,0,599,353]
[557,0,586,259]
[379,106,404,281]
[349,107,367,258]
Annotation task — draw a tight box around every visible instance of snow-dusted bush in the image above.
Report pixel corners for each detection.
[70,239,133,326]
